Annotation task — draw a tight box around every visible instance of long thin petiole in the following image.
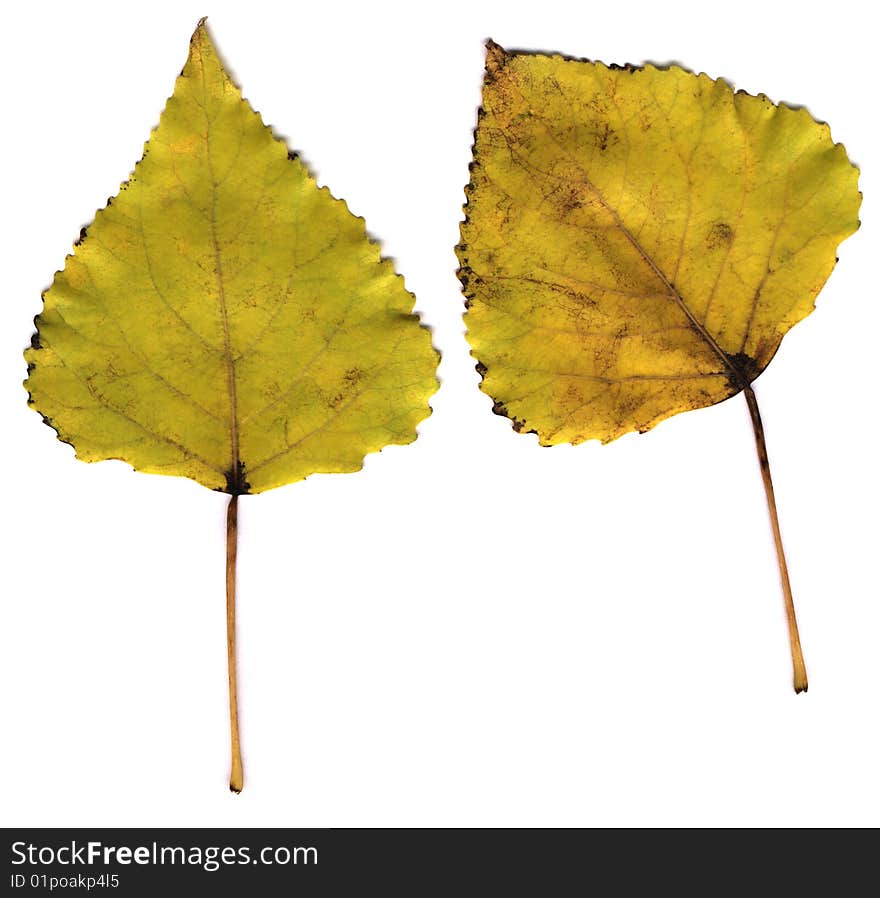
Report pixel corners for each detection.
[743,385,808,694]
[226,493,244,791]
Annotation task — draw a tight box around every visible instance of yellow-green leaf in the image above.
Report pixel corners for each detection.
[458,43,860,445]
[24,19,439,792]
[26,21,438,495]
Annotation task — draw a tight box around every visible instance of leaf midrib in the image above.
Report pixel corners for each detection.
[197,29,242,492]
[492,55,750,391]
[588,175,745,387]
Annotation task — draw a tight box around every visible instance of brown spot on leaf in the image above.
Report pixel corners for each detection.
[706,221,734,249]
[328,366,366,409]
[595,122,617,151]
[558,187,584,213]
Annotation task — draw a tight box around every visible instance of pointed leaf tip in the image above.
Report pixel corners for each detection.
[191,16,210,45]
[485,40,507,75]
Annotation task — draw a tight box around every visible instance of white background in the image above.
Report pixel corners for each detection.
[1,0,877,827]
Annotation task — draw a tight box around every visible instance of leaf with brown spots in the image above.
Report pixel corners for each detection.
[25,20,438,791]
[457,42,861,693]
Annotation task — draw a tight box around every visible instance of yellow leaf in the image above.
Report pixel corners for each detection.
[458,43,860,445]
[457,43,861,695]
[26,21,438,496]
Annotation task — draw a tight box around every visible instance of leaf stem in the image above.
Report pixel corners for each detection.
[743,385,808,694]
[226,494,244,792]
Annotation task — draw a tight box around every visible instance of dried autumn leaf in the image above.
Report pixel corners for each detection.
[457,43,861,693]
[25,20,438,790]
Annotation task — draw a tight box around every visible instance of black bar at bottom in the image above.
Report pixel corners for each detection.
[2,827,867,894]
